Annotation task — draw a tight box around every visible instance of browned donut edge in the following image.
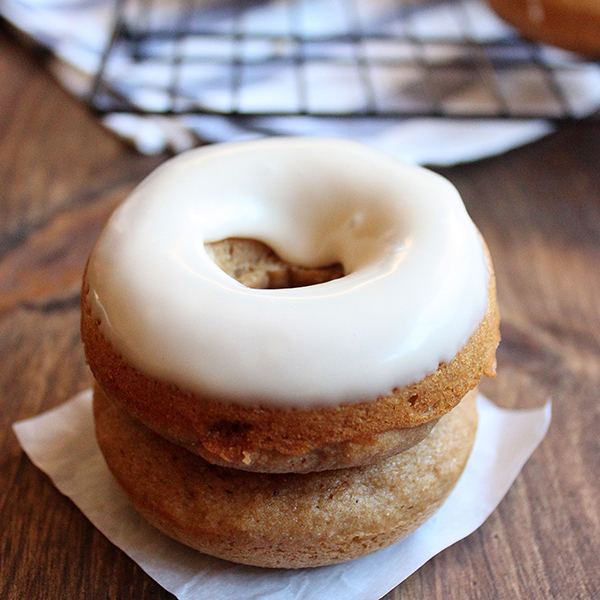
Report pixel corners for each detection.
[487,0,600,57]
[81,259,499,459]
[93,382,439,473]
[94,389,478,569]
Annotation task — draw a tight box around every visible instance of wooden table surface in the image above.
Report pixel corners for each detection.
[1,20,599,600]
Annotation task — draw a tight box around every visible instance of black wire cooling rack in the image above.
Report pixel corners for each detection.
[89,0,600,120]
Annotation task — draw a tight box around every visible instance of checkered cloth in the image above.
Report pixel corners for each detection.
[3,0,599,163]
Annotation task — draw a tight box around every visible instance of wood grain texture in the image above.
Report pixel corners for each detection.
[0,20,599,600]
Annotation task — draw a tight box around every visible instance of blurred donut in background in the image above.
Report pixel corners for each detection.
[487,0,600,57]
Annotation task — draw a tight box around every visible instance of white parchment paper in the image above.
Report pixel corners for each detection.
[14,391,550,600]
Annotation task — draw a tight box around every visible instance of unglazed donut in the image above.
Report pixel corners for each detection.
[94,385,479,569]
[82,137,500,474]
[487,0,600,57]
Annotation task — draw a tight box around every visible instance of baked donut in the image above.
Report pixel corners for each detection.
[487,0,600,57]
[94,384,479,569]
[81,137,500,474]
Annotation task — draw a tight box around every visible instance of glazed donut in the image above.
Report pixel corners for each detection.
[82,137,500,473]
[487,0,600,57]
[94,385,479,569]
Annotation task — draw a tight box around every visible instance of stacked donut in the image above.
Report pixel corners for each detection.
[82,138,500,569]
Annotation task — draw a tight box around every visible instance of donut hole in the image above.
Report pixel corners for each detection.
[205,238,345,289]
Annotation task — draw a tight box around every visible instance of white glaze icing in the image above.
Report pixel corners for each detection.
[86,138,490,407]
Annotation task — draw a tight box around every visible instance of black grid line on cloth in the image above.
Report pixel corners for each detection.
[88,0,600,120]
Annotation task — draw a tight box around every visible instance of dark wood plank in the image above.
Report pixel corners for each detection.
[386,125,600,600]
[1,21,599,600]
[0,24,172,600]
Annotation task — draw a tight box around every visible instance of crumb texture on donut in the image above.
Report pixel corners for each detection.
[94,382,437,473]
[205,238,344,289]
[94,388,478,569]
[81,256,498,471]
